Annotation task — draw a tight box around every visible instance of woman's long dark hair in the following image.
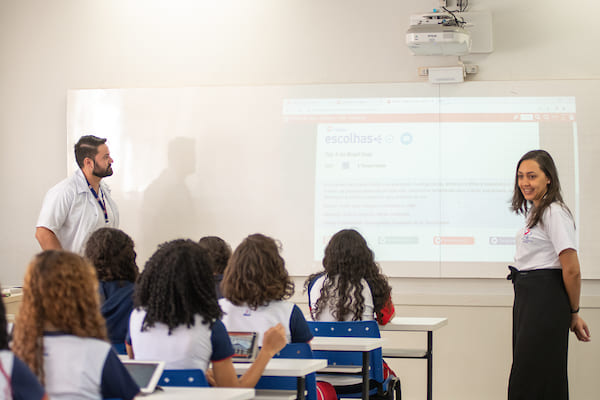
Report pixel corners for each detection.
[511,150,572,228]
[305,229,391,321]
[134,239,222,333]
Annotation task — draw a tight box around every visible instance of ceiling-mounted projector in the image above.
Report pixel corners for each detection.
[406,13,472,56]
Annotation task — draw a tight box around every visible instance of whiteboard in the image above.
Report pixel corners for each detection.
[67,80,600,278]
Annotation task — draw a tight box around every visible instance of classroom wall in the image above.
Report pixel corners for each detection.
[1,1,599,399]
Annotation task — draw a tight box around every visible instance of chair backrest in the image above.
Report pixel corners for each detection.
[307,320,384,383]
[159,369,209,387]
[308,320,381,338]
[255,342,318,400]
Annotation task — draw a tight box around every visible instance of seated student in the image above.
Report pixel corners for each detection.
[305,229,396,395]
[84,227,139,346]
[199,235,232,299]
[220,233,312,345]
[12,250,139,400]
[305,229,395,325]
[127,239,286,387]
[220,234,337,400]
[0,284,48,400]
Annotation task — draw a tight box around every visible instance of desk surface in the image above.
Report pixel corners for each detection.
[233,358,327,377]
[380,317,448,332]
[150,387,254,400]
[311,336,385,351]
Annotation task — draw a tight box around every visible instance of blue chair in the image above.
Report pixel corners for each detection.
[158,369,209,387]
[308,320,401,399]
[255,342,319,400]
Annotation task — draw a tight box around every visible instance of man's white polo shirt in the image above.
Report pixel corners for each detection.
[37,169,119,253]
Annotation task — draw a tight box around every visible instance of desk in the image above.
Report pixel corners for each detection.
[380,317,448,400]
[311,336,385,400]
[149,386,254,399]
[234,358,327,400]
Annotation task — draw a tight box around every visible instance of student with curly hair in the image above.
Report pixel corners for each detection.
[128,239,286,387]
[0,284,48,400]
[84,227,139,346]
[199,235,232,299]
[305,229,395,325]
[12,250,139,400]
[220,233,313,345]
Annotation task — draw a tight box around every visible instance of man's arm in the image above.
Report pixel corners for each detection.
[35,227,62,250]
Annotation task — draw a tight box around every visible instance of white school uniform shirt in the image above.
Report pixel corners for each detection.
[514,202,577,271]
[36,169,119,254]
[129,309,233,370]
[0,350,46,400]
[219,299,313,346]
[308,275,375,322]
[0,351,14,399]
[42,333,138,400]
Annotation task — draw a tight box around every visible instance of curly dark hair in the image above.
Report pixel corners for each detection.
[511,149,572,228]
[0,287,8,350]
[305,229,392,321]
[84,227,139,282]
[12,250,107,384]
[221,233,294,309]
[133,239,221,334]
[198,236,232,275]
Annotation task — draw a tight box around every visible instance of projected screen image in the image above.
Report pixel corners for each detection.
[282,95,577,272]
[67,82,586,278]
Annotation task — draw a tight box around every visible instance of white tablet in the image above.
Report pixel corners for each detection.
[229,331,259,362]
[122,360,165,395]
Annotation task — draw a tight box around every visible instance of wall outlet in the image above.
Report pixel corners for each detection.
[418,67,429,76]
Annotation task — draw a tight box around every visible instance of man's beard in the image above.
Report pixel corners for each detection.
[93,163,113,178]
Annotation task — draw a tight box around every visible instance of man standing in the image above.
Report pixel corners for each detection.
[35,135,119,253]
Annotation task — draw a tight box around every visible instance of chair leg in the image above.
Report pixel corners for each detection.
[394,379,401,400]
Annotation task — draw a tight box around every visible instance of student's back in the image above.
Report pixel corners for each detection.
[307,273,376,322]
[220,234,312,345]
[85,228,139,345]
[0,290,47,400]
[127,239,287,388]
[305,229,394,325]
[12,250,139,400]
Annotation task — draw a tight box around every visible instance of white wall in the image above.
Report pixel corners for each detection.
[1,1,599,399]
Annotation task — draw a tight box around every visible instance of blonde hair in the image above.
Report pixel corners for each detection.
[12,250,107,383]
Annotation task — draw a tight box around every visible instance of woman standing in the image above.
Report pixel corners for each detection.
[508,150,590,399]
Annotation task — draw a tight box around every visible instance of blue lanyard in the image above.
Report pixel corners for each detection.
[85,178,109,224]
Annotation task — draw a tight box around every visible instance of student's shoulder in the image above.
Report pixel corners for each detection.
[307,272,327,291]
[44,172,86,199]
[544,202,575,226]
[47,334,112,354]
[10,355,47,400]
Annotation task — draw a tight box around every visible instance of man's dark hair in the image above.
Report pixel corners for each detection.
[74,135,107,168]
